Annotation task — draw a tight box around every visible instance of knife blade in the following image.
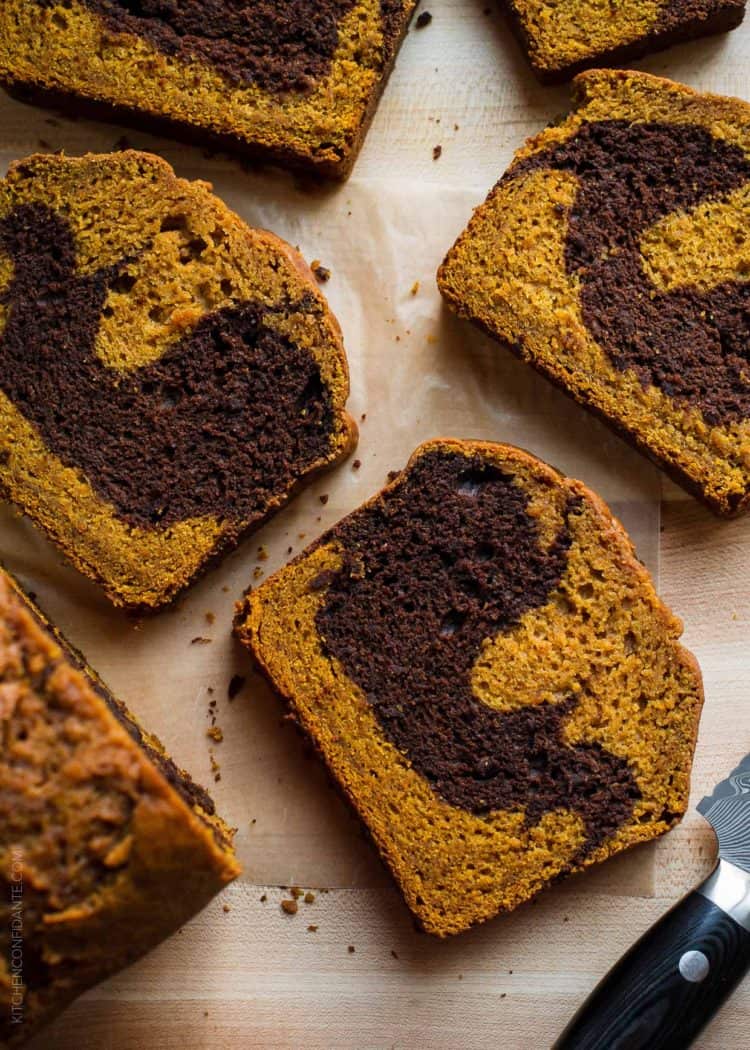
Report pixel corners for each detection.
[553,752,750,1050]
[697,751,750,874]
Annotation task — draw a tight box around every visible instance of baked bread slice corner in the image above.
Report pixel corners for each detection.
[0,150,356,611]
[0,567,240,1045]
[0,0,416,179]
[439,70,750,517]
[503,0,745,84]
[235,438,703,936]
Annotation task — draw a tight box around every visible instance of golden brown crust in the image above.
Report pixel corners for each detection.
[235,438,704,936]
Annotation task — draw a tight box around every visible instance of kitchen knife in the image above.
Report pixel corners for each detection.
[553,752,750,1050]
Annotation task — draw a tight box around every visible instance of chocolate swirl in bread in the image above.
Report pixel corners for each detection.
[513,121,750,426]
[36,0,402,94]
[0,202,334,528]
[316,449,640,852]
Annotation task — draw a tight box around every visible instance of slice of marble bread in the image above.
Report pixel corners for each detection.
[235,439,703,936]
[439,70,750,516]
[0,0,416,179]
[0,150,356,610]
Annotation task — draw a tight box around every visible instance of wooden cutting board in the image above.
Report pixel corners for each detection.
[0,1,748,1046]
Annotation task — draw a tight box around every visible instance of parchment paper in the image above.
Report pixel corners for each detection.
[0,137,660,892]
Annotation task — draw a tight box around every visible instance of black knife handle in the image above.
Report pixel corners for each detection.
[553,883,750,1050]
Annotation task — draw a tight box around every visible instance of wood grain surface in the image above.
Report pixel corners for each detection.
[0,1,748,1047]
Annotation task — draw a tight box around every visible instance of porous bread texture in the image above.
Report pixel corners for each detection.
[0,0,415,179]
[235,439,703,937]
[438,70,750,518]
[0,151,356,611]
[504,0,745,82]
[0,569,239,1046]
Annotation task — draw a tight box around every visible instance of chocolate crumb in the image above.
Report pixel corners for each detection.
[432,145,442,161]
[390,950,399,959]
[190,636,211,645]
[319,494,329,505]
[310,260,331,283]
[223,904,231,913]
[416,10,432,27]
[205,611,215,625]
[307,924,318,932]
[228,674,246,700]
[352,459,361,470]
[260,894,267,903]
[348,945,355,954]
[287,546,293,554]
[290,887,303,900]
[309,569,337,592]
[281,899,298,915]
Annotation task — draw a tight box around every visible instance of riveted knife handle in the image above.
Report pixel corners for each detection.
[553,868,750,1050]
